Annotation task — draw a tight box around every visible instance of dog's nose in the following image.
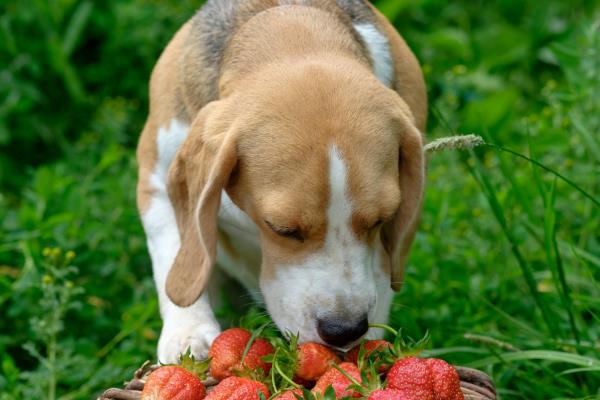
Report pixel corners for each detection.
[317,314,368,347]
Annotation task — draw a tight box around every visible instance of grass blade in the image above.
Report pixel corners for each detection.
[541,179,580,343]
[62,1,93,58]
[468,350,600,369]
[467,151,559,338]
[484,143,600,208]
[479,296,544,339]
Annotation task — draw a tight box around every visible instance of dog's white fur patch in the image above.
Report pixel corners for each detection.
[217,192,262,298]
[149,120,189,193]
[142,119,220,363]
[261,146,392,347]
[354,23,394,87]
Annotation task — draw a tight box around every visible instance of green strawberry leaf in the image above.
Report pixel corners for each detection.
[177,348,210,379]
[266,332,302,393]
[301,388,315,400]
[323,385,337,400]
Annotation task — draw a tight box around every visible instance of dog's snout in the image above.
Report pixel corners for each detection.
[317,314,368,347]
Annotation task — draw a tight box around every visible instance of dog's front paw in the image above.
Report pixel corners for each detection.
[157,320,221,364]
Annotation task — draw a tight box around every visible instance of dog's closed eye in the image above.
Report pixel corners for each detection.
[370,219,384,231]
[265,220,304,242]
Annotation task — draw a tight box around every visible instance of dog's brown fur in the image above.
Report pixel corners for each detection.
[136,0,427,307]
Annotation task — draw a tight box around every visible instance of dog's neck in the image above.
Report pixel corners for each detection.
[218,6,371,97]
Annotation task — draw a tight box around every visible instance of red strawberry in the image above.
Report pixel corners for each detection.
[345,340,392,366]
[296,343,340,381]
[426,358,463,400]
[368,389,412,400]
[386,357,434,400]
[312,362,362,398]
[387,357,463,400]
[205,376,269,400]
[244,337,275,374]
[273,388,304,399]
[209,328,274,380]
[141,366,206,400]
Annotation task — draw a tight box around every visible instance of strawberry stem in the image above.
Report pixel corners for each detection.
[241,323,270,365]
[273,351,301,389]
[368,323,398,336]
[331,364,363,388]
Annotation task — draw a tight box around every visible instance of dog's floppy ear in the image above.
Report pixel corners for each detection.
[165,101,237,307]
[381,108,425,292]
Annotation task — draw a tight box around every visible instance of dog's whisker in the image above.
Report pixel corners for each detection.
[238,291,259,300]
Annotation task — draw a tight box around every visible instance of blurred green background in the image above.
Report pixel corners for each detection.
[1,0,599,398]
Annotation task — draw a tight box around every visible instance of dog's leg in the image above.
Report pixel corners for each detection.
[140,120,221,363]
[143,189,221,363]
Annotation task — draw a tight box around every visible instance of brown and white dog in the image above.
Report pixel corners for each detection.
[136,0,427,363]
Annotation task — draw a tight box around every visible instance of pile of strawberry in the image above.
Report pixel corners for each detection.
[138,326,473,400]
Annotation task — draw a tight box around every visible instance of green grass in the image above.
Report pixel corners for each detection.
[1,0,599,398]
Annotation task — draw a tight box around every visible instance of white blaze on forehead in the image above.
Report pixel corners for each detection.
[319,146,364,271]
[327,146,353,243]
[261,145,382,345]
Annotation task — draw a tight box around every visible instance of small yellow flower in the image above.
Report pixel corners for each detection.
[537,281,553,293]
[446,93,458,106]
[143,328,158,340]
[452,64,467,75]
[542,107,552,117]
[66,251,76,261]
[42,275,53,285]
[43,248,52,257]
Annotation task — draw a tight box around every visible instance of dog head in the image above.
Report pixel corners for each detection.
[165,58,424,348]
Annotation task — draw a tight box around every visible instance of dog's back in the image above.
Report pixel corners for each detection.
[181,0,390,114]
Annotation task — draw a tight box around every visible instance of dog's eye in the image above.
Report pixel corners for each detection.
[265,220,304,242]
[371,220,383,230]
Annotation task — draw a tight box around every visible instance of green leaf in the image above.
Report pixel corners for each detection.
[541,178,579,342]
[323,385,337,400]
[374,0,421,21]
[463,89,519,133]
[62,1,93,58]
[178,348,210,379]
[468,149,559,338]
[468,350,600,369]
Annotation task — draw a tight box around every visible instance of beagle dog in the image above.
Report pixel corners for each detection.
[136,0,427,363]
